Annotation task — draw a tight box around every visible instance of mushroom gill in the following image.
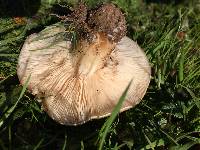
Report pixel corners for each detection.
[17,3,151,125]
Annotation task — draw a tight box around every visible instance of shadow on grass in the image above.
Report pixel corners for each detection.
[0,0,41,17]
[0,75,19,116]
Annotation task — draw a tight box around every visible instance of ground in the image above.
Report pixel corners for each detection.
[0,0,199,149]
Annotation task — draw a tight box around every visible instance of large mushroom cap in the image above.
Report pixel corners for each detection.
[17,3,151,125]
[17,22,151,125]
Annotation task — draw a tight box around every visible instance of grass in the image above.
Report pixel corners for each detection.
[0,0,200,149]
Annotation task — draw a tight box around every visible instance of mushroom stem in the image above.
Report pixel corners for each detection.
[77,33,115,76]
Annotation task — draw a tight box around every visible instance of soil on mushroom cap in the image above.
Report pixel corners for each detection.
[59,3,127,43]
[87,3,127,42]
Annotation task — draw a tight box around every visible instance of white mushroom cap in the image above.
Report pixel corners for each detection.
[17,23,151,125]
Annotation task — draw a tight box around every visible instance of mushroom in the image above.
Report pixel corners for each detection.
[17,3,151,125]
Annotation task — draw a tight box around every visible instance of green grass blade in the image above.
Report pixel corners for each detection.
[81,141,84,150]
[33,138,44,150]
[98,80,132,150]
[62,134,67,150]
[0,75,31,127]
[0,54,18,57]
[169,141,198,150]
[160,129,179,146]
[180,85,200,110]
[179,51,184,82]
[8,124,11,150]
[143,131,155,150]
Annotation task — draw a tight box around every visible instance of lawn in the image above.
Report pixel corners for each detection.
[0,0,199,149]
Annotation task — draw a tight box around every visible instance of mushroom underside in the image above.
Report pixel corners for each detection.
[17,23,151,125]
